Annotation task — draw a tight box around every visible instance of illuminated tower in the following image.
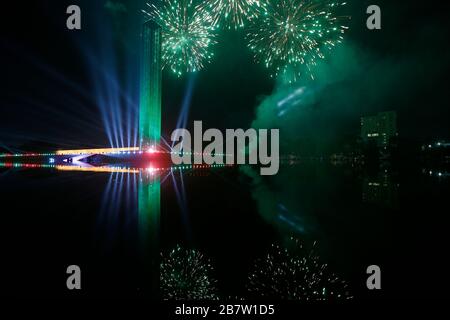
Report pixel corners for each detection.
[139,20,162,150]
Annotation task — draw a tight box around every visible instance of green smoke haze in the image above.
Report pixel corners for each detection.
[251,20,449,156]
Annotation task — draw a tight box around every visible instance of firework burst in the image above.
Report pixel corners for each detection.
[160,245,218,300]
[143,0,217,76]
[247,237,353,300]
[200,0,264,29]
[247,0,349,82]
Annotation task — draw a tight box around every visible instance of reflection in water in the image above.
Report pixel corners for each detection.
[98,171,132,250]
[0,161,229,174]
[0,161,230,297]
[248,237,352,301]
[160,245,218,300]
[240,165,318,237]
[362,172,399,208]
[423,168,450,178]
[1,154,449,299]
[0,162,55,169]
[138,173,161,296]
[97,171,151,251]
[58,165,140,174]
[170,169,191,240]
[138,174,160,248]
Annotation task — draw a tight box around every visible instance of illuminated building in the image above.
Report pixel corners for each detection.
[361,111,397,147]
[139,20,162,150]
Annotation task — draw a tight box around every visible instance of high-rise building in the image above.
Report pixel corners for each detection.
[139,21,162,149]
[361,111,397,147]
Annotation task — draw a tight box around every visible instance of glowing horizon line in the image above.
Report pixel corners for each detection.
[55,147,140,155]
[56,165,140,174]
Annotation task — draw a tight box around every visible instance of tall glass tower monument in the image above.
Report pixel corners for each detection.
[139,20,162,150]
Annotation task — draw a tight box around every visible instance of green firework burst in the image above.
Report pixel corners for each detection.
[200,0,265,29]
[143,0,218,76]
[247,0,349,82]
[160,245,218,300]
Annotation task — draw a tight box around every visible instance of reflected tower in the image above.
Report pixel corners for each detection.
[138,174,161,297]
[139,20,162,150]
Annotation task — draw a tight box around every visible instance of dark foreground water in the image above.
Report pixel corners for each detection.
[0,163,449,299]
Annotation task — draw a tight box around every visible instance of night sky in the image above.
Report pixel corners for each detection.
[1,0,449,151]
[1,0,450,302]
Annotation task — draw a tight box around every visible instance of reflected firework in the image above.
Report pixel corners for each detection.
[247,0,349,82]
[248,237,353,300]
[160,245,218,300]
[143,0,217,76]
